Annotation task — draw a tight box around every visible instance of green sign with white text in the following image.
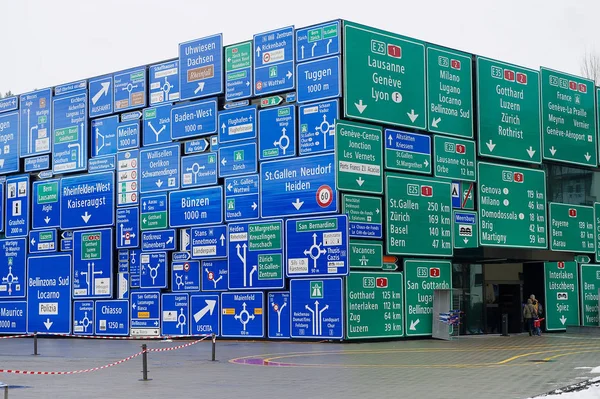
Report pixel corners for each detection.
[549,203,595,253]
[433,136,476,181]
[342,194,382,238]
[595,203,600,261]
[225,41,252,73]
[544,261,580,331]
[349,240,383,269]
[580,264,600,326]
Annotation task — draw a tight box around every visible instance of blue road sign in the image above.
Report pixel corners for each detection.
[298,100,338,156]
[0,238,26,298]
[181,152,217,188]
[452,181,461,208]
[385,129,431,172]
[149,60,180,105]
[142,229,176,251]
[91,115,118,157]
[286,215,348,277]
[296,56,341,104]
[114,68,146,112]
[116,207,139,249]
[95,300,129,336]
[118,272,129,299]
[185,138,210,154]
[179,34,223,101]
[218,142,257,177]
[5,175,29,238]
[218,106,257,144]
[171,99,217,140]
[296,20,341,62]
[121,111,142,122]
[61,239,73,252]
[19,88,52,157]
[0,301,27,334]
[24,155,51,172]
[117,149,139,207]
[140,252,167,289]
[129,249,142,288]
[37,170,53,179]
[201,259,228,291]
[180,228,191,252]
[88,155,116,173]
[161,293,190,336]
[268,292,290,339]
[210,136,219,151]
[172,260,200,291]
[29,229,57,253]
[73,300,94,335]
[143,104,172,147]
[141,193,167,231]
[52,91,87,173]
[130,290,160,336]
[140,144,180,193]
[73,228,113,299]
[254,26,295,96]
[89,75,113,117]
[224,174,259,222]
[190,294,219,336]
[290,278,343,339]
[172,252,190,261]
[225,41,252,102]
[0,181,3,232]
[228,220,284,290]
[260,153,337,218]
[169,186,223,228]
[0,112,19,174]
[346,196,382,239]
[0,96,18,113]
[191,225,227,259]
[27,253,72,334]
[221,291,264,338]
[117,121,140,151]
[258,105,296,160]
[60,171,115,230]
[54,80,87,96]
[32,179,60,229]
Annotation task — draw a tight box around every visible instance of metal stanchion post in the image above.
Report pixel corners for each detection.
[141,344,149,381]
[3,384,7,399]
[211,333,216,361]
[33,332,38,356]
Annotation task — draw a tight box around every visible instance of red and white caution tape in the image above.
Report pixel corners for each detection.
[35,333,211,341]
[0,334,31,339]
[147,337,207,352]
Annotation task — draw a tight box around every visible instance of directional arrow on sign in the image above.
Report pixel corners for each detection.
[92,82,111,105]
[292,198,304,210]
[409,319,420,331]
[81,212,92,223]
[424,160,429,167]
[486,140,496,152]
[31,238,36,246]
[255,46,261,57]
[221,158,227,166]
[354,100,367,114]
[407,110,419,123]
[44,318,53,330]
[585,152,591,162]
[156,179,163,188]
[220,234,225,246]
[526,146,536,158]
[193,299,217,322]
[194,82,205,95]
[166,237,174,245]
[560,315,567,325]
[463,237,469,244]
[356,177,365,187]
[549,146,557,156]
[431,117,441,128]
[44,216,51,224]
[251,202,257,211]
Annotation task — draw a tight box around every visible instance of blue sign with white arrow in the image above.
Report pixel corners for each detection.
[116,207,139,249]
[385,129,431,172]
[218,106,257,144]
[52,91,88,173]
[143,104,172,146]
[258,105,296,160]
[290,278,343,339]
[24,155,51,172]
[73,228,113,299]
[201,260,228,291]
[0,96,18,113]
[228,220,284,290]
[60,171,115,230]
[218,141,257,177]
[172,260,200,292]
[268,292,290,339]
[184,138,210,154]
[260,153,337,218]
[129,249,142,288]
[116,149,139,207]
[91,115,118,157]
[0,238,26,298]
[161,293,189,336]
[179,34,223,101]
[296,56,341,104]
[140,144,180,193]
[140,193,167,231]
[5,175,29,238]
[32,179,60,229]
[0,112,19,174]
[254,26,295,96]
[73,300,94,335]
[221,291,264,338]
[89,75,113,117]
[298,99,338,155]
[130,290,160,336]
[142,229,176,252]
[169,186,223,228]
[191,225,227,259]
[140,252,167,289]
[149,60,180,105]
[114,68,146,112]
[181,152,217,188]
[285,215,348,277]
[224,174,259,222]
[225,41,252,102]
[29,229,57,253]
[27,253,72,334]
[0,301,27,334]
[190,294,219,336]
[171,99,217,140]
[95,300,129,336]
[296,20,341,62]
[19,88,52,157]
[117,121,140,150]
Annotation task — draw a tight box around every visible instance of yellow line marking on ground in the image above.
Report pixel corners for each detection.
[543,349,600,362]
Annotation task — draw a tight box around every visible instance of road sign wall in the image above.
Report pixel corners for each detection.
[544,262,579,331]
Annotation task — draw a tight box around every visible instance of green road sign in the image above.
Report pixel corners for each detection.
[426,46,473,138]
[433,136,476,181]
[384,129,431,174]
[336,120,383,194]
[580,264,600,326]
[385,173,452,256]
[575,255,591,264]
[404,259,452,336]
[141,211,167,231]
[595,203,600,261]
[477,162,547,249]
[82,232,101,260]
[249,221,282,249]
[453,210,478,249]
[549,203,595,253]
[226,41,252,73]
[346,271,404,339]
[36,181,59,204]
[476,57,541,163]
[544,261,580,330]
[342,194,382,238]
[382,263,398,271]
[541,68,596,166]
[349,240,383,269]
[343,21,426,129]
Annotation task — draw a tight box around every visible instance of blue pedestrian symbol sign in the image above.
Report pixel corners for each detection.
[190,294,219,336]
[161,293,189,336]
[221,291,264,338]
[290,278,343,339]
[268,292,290,339]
